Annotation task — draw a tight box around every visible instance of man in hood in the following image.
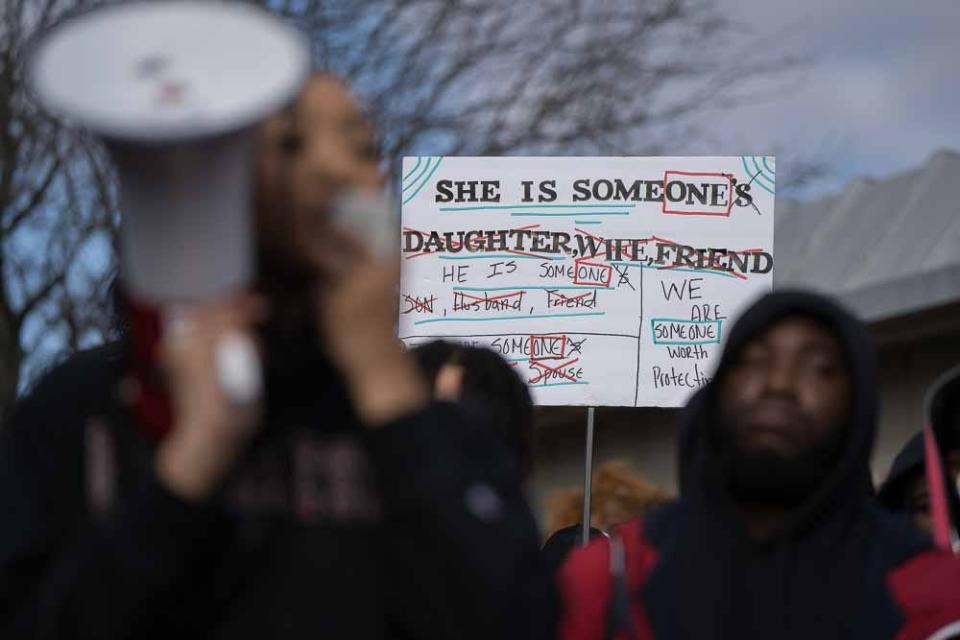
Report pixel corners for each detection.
[559,291,960,640]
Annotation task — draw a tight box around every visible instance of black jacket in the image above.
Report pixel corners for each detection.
[0,340,555,639]
[878,431,925,511]
[639,291,930,639]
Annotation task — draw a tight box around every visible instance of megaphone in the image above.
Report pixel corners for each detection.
[27,0,310,437]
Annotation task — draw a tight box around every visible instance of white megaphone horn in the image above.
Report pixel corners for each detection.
[27,1,310,436]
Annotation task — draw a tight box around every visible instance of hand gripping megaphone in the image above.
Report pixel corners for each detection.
[27,1,310,437]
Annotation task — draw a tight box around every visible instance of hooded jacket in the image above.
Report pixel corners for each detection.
[559,291,960,640]
[879,432,926,512]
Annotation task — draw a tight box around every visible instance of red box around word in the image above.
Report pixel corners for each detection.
[572,257,613,287]
[529,334,567,363]
[661,170,735,217]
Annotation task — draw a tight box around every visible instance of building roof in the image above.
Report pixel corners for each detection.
[776,149,960,321]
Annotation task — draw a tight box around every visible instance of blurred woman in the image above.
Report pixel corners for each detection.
[0,74,554,640]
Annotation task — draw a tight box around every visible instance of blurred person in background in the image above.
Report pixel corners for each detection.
[0,73,554,640]
[879,367,960,534]
[411,340,640,578]
[545,461,672,534]
[540,461,670,574]
[410,340,534,482]
[559,291,960,640]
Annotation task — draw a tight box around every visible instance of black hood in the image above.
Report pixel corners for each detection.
[677,289,878,536]
[929,365,960,443]
[878,431,925,510]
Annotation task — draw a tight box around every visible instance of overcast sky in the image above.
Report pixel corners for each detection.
[691,0,960,198]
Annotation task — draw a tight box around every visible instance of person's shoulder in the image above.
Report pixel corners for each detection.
[865,503,932,562]
[8,342,125,436]
[557,517,660,638]
[643,499,683,545]
[556,523,617,637]
[890,547,960,587]
[559,525,613,587]
[559,517,660,594]
[541,524,605,575]
[32,342,125,391]
[888,549,960,640]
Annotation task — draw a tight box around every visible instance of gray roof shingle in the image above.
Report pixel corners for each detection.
[776,150,960,321]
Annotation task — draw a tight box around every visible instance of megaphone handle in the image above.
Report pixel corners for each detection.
[214,332,262,409]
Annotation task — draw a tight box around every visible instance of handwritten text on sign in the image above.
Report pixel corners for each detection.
[398,157,775,407]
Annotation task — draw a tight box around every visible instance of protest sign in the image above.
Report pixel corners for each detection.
[398,156,775,407]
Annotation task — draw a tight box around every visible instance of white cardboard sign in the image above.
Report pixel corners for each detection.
[398,156,775,407]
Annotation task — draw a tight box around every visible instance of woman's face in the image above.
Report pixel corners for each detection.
[256,75,383,279]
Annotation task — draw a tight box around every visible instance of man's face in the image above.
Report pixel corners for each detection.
[716,316,853,502]
[256,75,382,276]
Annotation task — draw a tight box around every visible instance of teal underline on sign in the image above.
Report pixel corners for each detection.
[531,381,591,388]
[453,285,597,291]
[574,220,604,224]
[439,204,637,211]
[510,211,630,217]
[402,157,444,205]
[414,311,606,326]
[402,158,433,193]
[651,318,722,324]
[662,266,740,279]
[741,156,775,196]
[606,262,740,280]
[751,156,776,191]
[438,253,560,261]
[650,318,722,346]
[401,157,423,182]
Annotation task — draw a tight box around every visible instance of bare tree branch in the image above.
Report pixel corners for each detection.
[2,153,62,235]
[1,0,808,421]
[0,0,119,419]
